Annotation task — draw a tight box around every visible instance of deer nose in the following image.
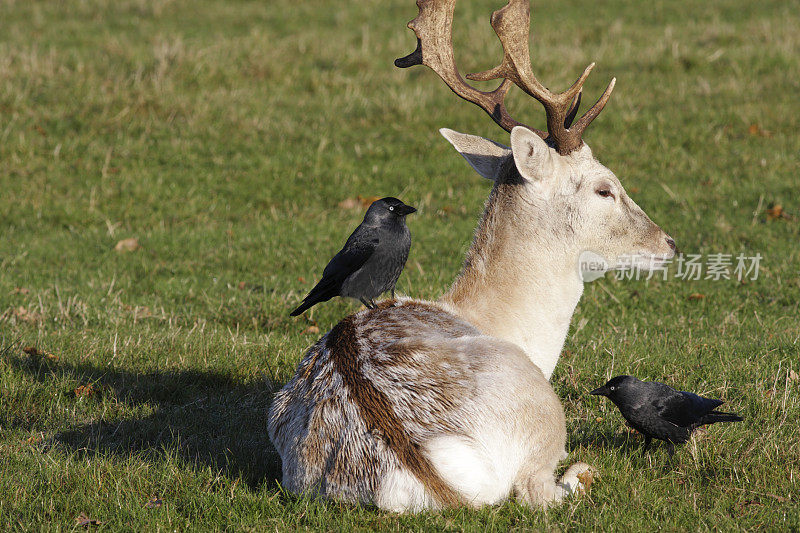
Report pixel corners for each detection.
[665,237,676,251]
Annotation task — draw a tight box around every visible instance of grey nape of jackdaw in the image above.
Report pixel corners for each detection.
[290,197,416,316]
[590,375,743,455]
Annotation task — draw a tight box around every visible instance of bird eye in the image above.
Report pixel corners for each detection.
[609,386,615,391]
[596,188,614,199]
[389,206,395,211]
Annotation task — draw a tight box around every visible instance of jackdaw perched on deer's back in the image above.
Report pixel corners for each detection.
[290,197,416,316]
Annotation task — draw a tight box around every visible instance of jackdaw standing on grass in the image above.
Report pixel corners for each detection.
[590,375,743,455]
[290,197,416,316]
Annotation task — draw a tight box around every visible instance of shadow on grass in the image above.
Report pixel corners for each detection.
[6,350,679,491]
[569,428,640,452]
[569,423,680,465]
[8,351,282,489]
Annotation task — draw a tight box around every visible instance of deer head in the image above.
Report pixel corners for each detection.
[397,0,675,379]
[438,126,675,273]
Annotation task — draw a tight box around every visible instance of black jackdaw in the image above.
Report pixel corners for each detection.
[590,375,743,455]
[290,197,416,316]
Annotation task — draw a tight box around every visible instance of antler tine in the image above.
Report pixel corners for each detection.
[467,0,540,90]
[395,0,545,137]
[570,77,616,136]
[564,90,582,128]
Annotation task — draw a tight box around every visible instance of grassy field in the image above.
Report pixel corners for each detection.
[1,0,799,529]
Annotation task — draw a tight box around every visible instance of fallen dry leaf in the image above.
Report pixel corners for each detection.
[74,513,101,527]
[74,384,97,398]
[688,293,706,300]
[337,197,360,209]
[134,306,152,319]
[114,237,140,252]
[765,204,792,221]
[144,495,163,509]
[12,306,42,324]
[789,370,798,383]
[766,204,783,220]
[238,281,247,290]
[23,346,58,361]
[576,468,597,492]
[748,123,773,138]
[122,305,153,319]
[338,195,382,210]
[11,287,30,295]
[359,195,381,207]
[302,325,320,335]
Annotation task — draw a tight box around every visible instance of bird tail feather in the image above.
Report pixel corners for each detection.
[700,410,743,425]
[289,280,338,316]
[289,300,313,317]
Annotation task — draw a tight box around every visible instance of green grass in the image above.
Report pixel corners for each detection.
[1,0,799,529]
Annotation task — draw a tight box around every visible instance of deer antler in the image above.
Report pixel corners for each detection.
[396,0,616,156]
[394,0,529,134]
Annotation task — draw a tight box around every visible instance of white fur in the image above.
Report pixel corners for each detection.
[375,468,434,512]
[440,127,675,380]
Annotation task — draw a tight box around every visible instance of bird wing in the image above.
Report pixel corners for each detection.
[320,236,379,282]
[678,391,724,416]
[652,388,723,427]
[289,231,379,316]
[297,236,380,305]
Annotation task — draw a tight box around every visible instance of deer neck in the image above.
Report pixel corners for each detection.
[440,183,583,380]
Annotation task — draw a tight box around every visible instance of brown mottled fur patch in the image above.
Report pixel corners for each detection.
[326,314,462,507]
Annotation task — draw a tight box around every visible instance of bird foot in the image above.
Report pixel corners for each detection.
[359,298,377,309]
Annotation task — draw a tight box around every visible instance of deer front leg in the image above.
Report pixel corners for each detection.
[556,462,596,499]
[513,461,595,508]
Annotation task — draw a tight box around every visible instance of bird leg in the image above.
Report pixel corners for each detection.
[391,288,396,299]
[666,442,675,457]
[360,298,376,309]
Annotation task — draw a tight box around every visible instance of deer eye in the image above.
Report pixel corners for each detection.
[596,188,614,199]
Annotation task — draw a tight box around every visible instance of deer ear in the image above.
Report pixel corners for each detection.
[510,126,553,182]
[439,128,512,181]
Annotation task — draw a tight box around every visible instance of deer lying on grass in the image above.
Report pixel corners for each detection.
[269,0,675,511]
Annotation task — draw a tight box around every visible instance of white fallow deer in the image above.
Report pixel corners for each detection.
[269,0,676,511]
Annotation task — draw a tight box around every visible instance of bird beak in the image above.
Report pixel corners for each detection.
[589,386,607,396]
[399,205,417,215]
